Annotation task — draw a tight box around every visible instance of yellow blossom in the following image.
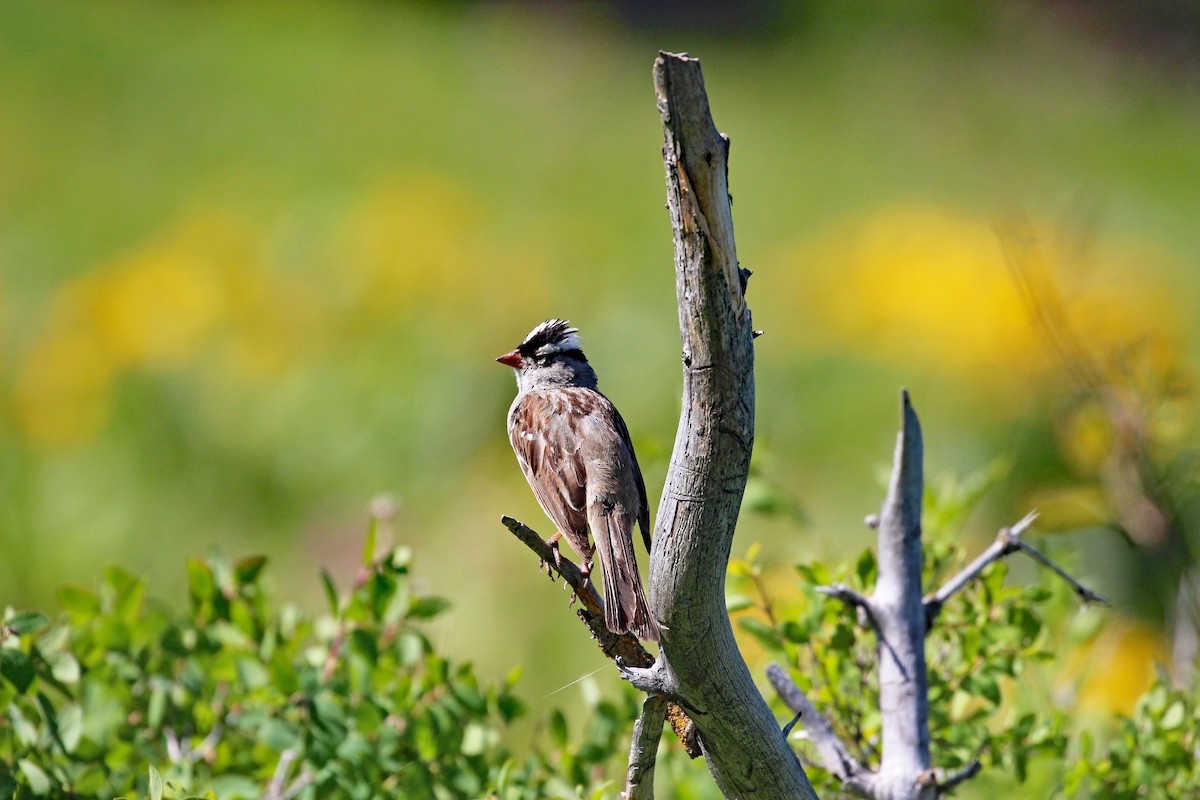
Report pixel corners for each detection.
[14,324,114,446]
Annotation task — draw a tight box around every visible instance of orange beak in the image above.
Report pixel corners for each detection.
[495,349,522,368]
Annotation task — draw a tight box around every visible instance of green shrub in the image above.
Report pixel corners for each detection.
[0,522,628,800]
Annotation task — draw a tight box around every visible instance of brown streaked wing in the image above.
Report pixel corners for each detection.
[510,392,590,559]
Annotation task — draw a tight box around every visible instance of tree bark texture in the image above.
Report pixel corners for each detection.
[871,392,935,800]
[646,52,818,800]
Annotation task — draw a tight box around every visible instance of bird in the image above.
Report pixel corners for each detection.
[497,319,660,642]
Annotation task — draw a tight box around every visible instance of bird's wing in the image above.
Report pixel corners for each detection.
[609,401,652,554]
[510,391,590,557]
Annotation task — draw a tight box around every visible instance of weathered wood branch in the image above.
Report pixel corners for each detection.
[936,759,982,795]
[645,51,818,799]
[500,516,655,669]
[766,663,875,798]
[778,392,1105,799]
[626,695,668,800]
[500,516,701,765]
[871,390,935,800]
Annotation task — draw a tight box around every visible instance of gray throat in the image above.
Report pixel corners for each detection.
[516,356,598,393]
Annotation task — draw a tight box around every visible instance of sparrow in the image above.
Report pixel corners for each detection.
[497,319,660,642]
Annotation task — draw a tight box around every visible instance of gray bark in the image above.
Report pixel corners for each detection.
[636,51,818,800]
[771,392,1105,799]
[871,392,935,800]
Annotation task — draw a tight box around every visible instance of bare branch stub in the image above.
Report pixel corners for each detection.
[936,759,982,796]
[626,695,669,800]
[871,390,935,800]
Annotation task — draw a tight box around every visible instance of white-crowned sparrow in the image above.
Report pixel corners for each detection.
[497,319,659,642]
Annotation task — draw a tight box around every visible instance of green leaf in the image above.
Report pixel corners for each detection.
[781,620,810,644]
[57,587,99,625]
[261,718,303,752]
[0,770,17,798]
[854,549,877,588]
[0,648,36,693]
[187,558,216,604]
[348,628,379,662]
[408,596,451,620]
[57,704,83,753]
[208,775,260,799]
[48,651,80,684]
[738,617,782,651]
[17,760,50,795]
[6,611,50,636]
[725,593,756,613]
[796,561,831,586]
[461,722,487,756]
[362,517,379,566]
[102,566,146,621]
[148,765,164,800]
[1161,700,1186,730]
[829,623,855,651]
[234,555,268,585]
[549,709,569,748]
[320,569,340,616]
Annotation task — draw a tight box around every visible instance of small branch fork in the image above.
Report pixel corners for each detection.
[923,511,1109,628]
[500,514,700,797]
[770,392,1107,800]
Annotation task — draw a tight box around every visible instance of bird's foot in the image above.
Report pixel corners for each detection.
[538,532,565,580]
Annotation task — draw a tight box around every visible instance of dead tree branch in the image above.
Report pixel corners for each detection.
[500,51,814,798]
[870,390,935,800]
[776,392,1105,799]
[638,51,818,799]
[500,513,700,778]
[626,695,668,800]
[767,663,875,798]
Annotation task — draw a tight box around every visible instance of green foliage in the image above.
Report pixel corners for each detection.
[0,539,628,800]
[730,462,1074,795]
[1059,671,1200,799]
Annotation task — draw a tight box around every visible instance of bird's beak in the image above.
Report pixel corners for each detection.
[495,350,522,368]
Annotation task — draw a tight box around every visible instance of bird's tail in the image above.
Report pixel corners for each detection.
[591,508,660,642]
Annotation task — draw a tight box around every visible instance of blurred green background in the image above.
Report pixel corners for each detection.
[2,0,1198,784]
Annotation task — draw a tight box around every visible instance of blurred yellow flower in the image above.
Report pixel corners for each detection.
[1058,400,1115,473]
[785,205,1038,378]
[1062,617,1168,716]
[14,324,114,446]
[335,172,481,313]
[87,248,224,367]
[774,204,1182,395]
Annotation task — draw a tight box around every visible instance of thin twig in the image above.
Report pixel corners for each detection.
[817,583,878,632]
[924,511,1108,626]
[500,515,698,760]
[1015,539,1109,606]
[264,749,297,800]
[283,772,315,800]
[766,664,876,798]
[936,759,982,796]
[501,515,654,669]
